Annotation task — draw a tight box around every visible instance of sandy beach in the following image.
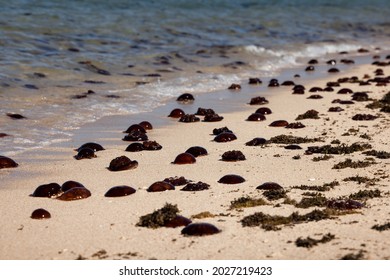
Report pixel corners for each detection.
[1,51,389,260]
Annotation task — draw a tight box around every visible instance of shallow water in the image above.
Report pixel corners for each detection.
[1,0,390,155]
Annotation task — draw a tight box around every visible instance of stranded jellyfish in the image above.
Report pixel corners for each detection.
[218,174,245,184]
[172,153,196,164]
[181,223,221,236]
[104,186,136,197]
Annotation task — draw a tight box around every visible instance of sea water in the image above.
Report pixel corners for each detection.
[1,0,390,155]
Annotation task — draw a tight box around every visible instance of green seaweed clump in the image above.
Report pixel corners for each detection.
[241,209,336,230]
[136,203,179,228]
[263,189,288,201]
[312,155,334,162]
[191,211,216,219]
[307,142,372,155]
[340,250,365,260]
[380,105,390,113]
[296,194,328,208]
[292,181,338,192]
[296,109,320,120]
[359,133,372,140]
[267,134,323,144]
[362,149,390,159]
[229,196,268,209]
[349,189,381,201]
[379,91,390,104]
[332,158,376,169]
[343,175,379,185]
[372,222,390,232]
[293,185,330,192]
[366,91,390,109]
[295,233,335,248]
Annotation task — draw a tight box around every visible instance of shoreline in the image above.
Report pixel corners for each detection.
[1,51,389,260]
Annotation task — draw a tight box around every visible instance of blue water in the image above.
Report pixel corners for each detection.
[1,0,390,155]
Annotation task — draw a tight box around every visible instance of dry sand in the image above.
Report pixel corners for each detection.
[1,52,389,260]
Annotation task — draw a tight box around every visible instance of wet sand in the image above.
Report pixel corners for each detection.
[1,52,389,260]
